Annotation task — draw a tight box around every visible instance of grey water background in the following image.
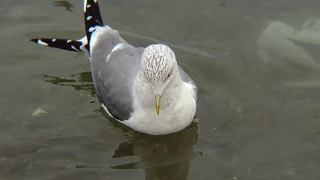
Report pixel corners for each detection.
[1,0,320,179]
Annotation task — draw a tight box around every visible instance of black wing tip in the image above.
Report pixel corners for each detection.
[84,0,103,26]
[29,38,87,52]
[30,38,39,43]
[84,0,104,52]
[30,38,50,45]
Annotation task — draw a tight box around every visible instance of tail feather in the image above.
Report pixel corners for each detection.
[31,38,87,52]
[84,0,104,51]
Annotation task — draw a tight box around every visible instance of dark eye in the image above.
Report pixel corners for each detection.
[166,72,171,80]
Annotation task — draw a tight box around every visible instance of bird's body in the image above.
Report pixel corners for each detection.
[31,0,197,135]
[91,27,197,135]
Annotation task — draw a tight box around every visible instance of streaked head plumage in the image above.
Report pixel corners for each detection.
[141,44,176,83]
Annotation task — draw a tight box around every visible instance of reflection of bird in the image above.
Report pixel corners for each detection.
[42,72,96,97]
[257,21,320,71]
[30,0,198,135]
[53,0,74,12]
[112,122,199,180]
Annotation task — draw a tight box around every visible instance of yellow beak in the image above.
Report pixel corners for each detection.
[155,94,161,115]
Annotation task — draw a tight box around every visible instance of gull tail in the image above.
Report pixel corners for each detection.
[30,0,104,54]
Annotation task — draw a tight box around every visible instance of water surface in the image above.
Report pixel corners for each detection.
[1,0,320,179]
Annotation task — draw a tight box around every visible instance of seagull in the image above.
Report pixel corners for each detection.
[31,0,198,135]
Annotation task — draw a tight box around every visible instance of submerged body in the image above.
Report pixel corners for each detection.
[31,0,198,135]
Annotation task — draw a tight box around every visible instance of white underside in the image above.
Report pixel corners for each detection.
[122,82,197,135]
[101,82,196,135]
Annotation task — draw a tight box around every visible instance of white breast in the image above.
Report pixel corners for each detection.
[123,82,197,135]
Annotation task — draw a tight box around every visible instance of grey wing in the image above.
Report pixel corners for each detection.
[95,46,143,120]
[178,66,198,98]
[89,26,144,120]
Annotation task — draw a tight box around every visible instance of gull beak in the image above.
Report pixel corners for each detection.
[155,94,161,115]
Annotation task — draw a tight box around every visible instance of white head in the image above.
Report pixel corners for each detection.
[140,44,179,114]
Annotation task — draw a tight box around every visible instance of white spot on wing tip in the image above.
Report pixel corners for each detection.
[37,39,48,46]
[71,45,78,51]
[111,43,124,52]
[86,16,92,20]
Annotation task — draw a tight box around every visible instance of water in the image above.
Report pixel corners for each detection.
[1,0,320,179]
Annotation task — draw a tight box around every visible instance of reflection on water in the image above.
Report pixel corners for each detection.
[257,20,320,71]
[42,71,96,97]
[42,71,199,180]
[112,122,199,180]
[53,0,74,12]
[2,0,320,179]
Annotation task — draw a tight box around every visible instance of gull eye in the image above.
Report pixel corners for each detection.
[166,72,171,80]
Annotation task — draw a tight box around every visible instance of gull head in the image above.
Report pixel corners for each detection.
[141,44,177,115]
